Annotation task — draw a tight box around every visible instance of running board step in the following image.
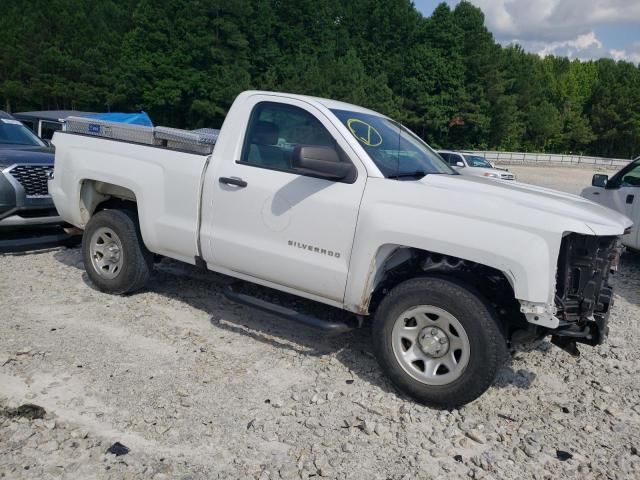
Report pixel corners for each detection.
[222,284,353,334]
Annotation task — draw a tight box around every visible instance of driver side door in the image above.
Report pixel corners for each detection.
[200,97,367,304]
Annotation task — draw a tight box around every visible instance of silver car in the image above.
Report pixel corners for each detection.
[437,150,515,180]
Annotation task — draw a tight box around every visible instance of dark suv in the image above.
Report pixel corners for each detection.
[0,111,60,229]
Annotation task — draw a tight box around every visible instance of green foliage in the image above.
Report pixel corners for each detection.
[0,0,638,157]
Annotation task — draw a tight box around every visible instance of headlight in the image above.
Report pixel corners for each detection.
[483,172,500,178]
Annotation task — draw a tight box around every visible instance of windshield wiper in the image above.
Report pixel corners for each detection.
[388,170,428,179]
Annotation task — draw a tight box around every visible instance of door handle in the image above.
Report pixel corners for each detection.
[219,176,247,188]
[626,194,634,204]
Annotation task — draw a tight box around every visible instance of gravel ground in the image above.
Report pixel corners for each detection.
[1,167,639,480]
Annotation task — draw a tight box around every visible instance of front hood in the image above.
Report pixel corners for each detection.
[419,174,631,236]
[0,147,54,166]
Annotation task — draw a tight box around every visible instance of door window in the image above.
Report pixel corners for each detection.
[453,154,465,166]
[441,153,463,167]
[240,102,341,173]
[620,163,640,187]
[40,121,62,140]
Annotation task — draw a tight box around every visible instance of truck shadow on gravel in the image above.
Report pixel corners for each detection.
[54,247,537,399]
[0,227,80,254]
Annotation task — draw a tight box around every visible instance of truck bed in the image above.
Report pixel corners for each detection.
[51,128,211,264]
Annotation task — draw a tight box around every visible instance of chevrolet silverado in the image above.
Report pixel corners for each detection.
[49,91,631,408]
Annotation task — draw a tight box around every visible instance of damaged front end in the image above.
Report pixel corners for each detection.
[550,233,620,354]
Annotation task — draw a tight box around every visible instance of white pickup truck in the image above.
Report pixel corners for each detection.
[50,91,631,408]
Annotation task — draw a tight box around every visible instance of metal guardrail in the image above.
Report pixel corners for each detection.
[464,150,633,169]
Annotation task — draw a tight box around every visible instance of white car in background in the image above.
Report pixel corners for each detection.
[581,157,639,249]
[437,150,515,181]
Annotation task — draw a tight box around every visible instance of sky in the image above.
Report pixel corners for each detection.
[413,0,640,63]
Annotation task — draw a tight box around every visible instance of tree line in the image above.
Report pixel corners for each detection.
[1,0,639,158]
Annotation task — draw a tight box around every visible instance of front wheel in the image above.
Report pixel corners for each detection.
[82,209,152,294]
[372,277,506,408]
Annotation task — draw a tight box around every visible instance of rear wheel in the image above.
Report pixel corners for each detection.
[372,277,506,408]
[82,209,152,294]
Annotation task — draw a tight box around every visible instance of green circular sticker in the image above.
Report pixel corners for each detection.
[347,118,382,147]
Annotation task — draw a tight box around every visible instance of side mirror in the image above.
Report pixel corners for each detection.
[292,145,354,181]
[42,139,53,147]
[592,174,608,188]
[456,161,464,167]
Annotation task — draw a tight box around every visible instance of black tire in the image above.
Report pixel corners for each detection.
[82,209,152,294]
[372,276,506,408]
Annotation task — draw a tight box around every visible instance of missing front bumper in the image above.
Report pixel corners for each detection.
[550,312,609,356]
[549,233,618,354]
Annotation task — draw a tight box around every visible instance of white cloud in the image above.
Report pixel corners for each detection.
[610,42,640,64]
[536,32,602,58]
[458,0,640,62]
[469,0,640,41]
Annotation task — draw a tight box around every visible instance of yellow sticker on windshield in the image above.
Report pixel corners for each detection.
[347,118,383,147]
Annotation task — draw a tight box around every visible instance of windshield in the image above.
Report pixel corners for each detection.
[0,118,45,147]
[463,155,493,168]
[331,109,453,178]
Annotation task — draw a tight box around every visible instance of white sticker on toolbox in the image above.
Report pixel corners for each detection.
[1,118,23,125]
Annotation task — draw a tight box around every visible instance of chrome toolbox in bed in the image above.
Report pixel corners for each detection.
[63,117,219,155]
[154,126,219,155]
[64,117,155,145]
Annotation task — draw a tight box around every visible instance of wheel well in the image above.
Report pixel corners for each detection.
[368,247,527,335]
[94,198,138,214]
[79,180,137,225]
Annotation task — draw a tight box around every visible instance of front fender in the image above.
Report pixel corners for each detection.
[343,178,588,314]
